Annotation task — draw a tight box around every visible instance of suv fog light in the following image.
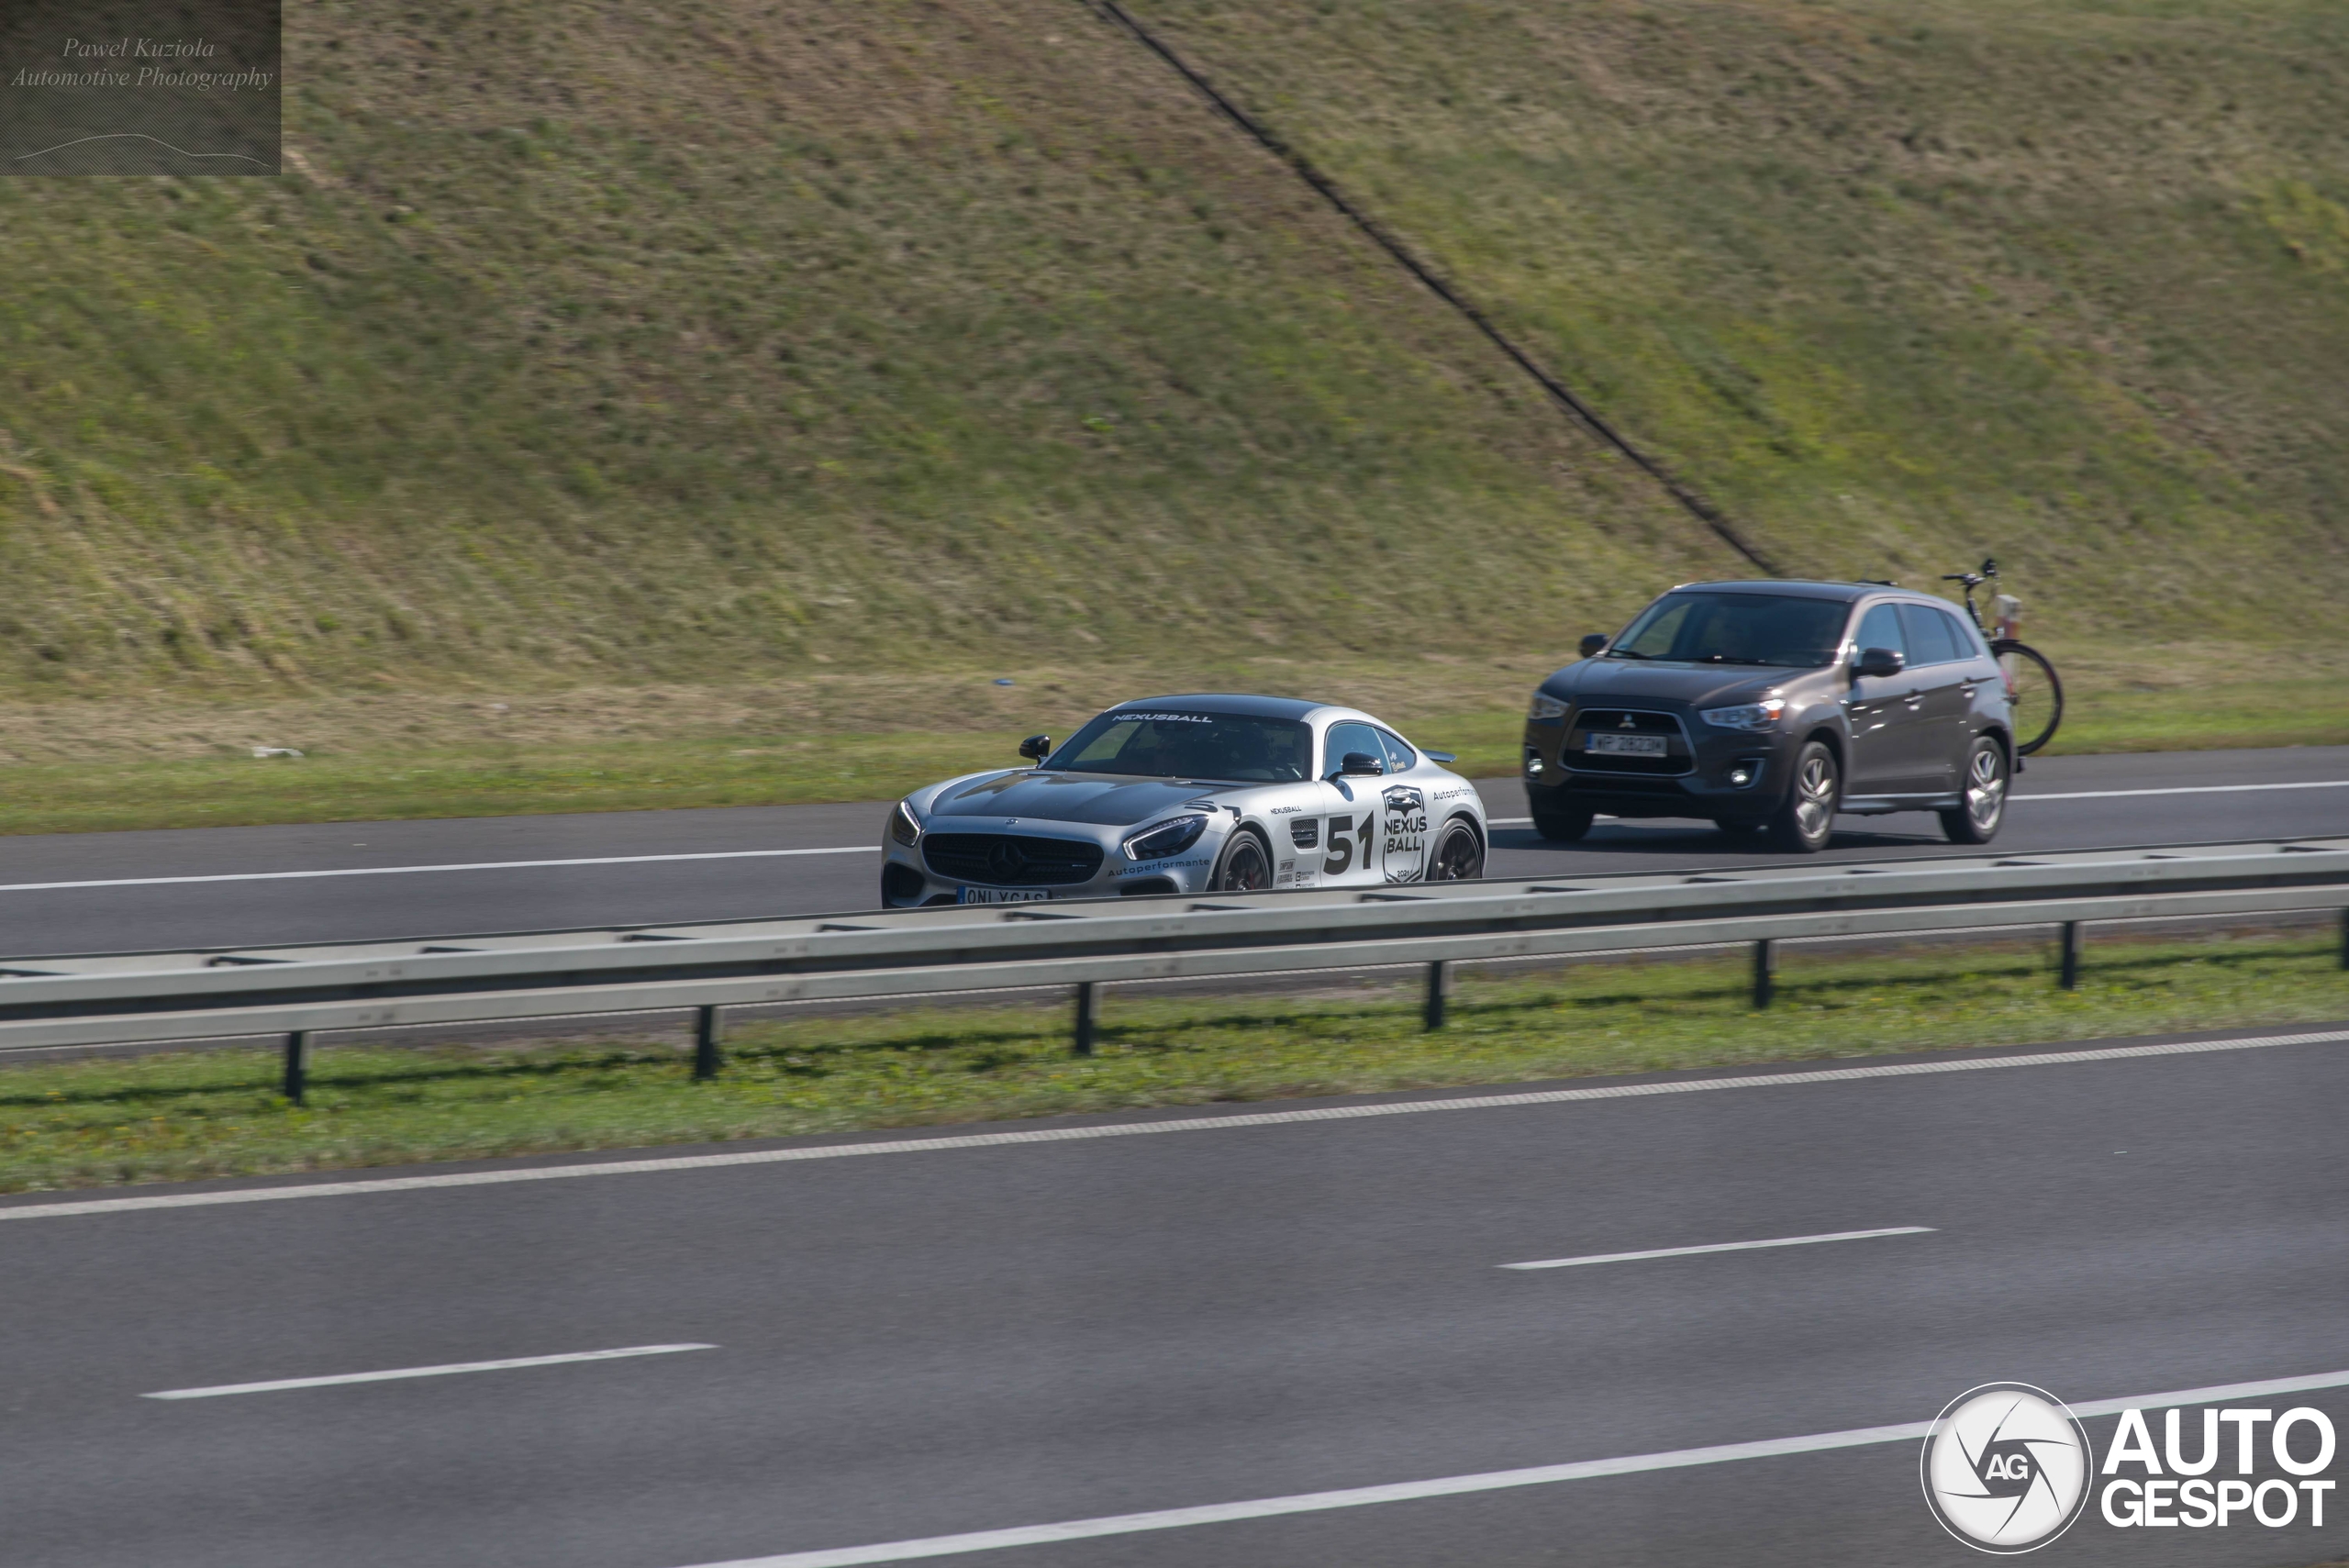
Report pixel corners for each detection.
[1727,765,1753,787]
[1726,758,1764,789]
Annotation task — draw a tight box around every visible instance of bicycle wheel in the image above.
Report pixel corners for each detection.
[1990,639,2064,755]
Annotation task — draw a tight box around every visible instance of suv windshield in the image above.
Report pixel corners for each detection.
[1045,708,1311,783]
[1609,592,1849,668]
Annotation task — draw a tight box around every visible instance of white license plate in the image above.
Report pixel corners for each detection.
[1586,732,1669,757]
[957,885,1051,905]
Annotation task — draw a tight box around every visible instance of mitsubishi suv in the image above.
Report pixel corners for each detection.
[1522,581,2015,851]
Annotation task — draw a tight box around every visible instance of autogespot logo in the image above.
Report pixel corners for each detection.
[1921,1383,2093,1552]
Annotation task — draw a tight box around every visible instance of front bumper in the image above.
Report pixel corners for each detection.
[878,819,1226,907]
[1521,713,1793,817]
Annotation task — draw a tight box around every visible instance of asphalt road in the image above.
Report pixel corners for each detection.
[1,746,2343,960]
[3,1025,2346,1567]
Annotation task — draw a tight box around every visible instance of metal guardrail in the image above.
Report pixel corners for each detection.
[4,838,2345,1099]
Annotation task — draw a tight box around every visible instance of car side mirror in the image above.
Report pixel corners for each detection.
[1018,734,1052,761]
[1337,751,1385,778]
[1579,633,1609,659]
[1854,648,1905,680]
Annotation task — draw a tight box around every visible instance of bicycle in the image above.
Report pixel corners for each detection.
[1941,558,2063,756]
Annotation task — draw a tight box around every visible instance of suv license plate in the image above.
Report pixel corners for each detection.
[957,885,1051,905]
[1586,732,1668,757]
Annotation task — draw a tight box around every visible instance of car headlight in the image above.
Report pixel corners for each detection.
[1122,814,1209,862]
[889,799,922,847]
[1529,693,1568,721]
[1699,698,1788,731]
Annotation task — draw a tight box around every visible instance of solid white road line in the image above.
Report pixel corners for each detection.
[1485,779,2349,830]
[1500,1225,1932,1272]
[140,1342,714,1400]
[2017,780,2349,802]
[0,846,877,895]
[5,1026,2343,1225]
[672,1366,2349,1568]
[6,781,2331,893]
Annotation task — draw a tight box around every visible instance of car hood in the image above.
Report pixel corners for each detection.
[1544,660,1798,708]
[925,771,1233,828]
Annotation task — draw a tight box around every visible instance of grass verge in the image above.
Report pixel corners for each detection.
[5,930,2342,1195]
[0,640,2341,835]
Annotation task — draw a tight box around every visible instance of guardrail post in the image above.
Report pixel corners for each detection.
[693,1005,723,1080]
[282,1030,311,1105]
[1074,982,1098,1057]
[2340,907,2348,970]
[2059,922,2083,991]
[1752,940,1776,1009]
[1424,961,1451,1030]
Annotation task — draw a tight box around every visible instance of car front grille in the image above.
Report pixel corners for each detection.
[1565,708,1694,776]
[921,833,1104,887]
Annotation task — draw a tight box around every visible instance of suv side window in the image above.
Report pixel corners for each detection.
[1854,603,1906,662]
[1375,728,1418,773]
[1943,609,1991,661]
[1898,603,1960,666]
[1322,721,1386,778]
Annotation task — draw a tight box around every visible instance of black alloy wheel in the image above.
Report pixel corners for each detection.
[1428,819,1486,881]
[1768,740,1839,853]
[1214,830,1272,892]
[1531,802,1596,842]
[1940,737,2010,845]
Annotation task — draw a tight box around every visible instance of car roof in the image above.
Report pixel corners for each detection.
[1668,579,1876,601]
[1108,693,1327,721]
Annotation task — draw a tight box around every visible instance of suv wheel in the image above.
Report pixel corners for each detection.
[1531,801,1595,842]
[1941,737,2009,844]
[1768,741,1839,853]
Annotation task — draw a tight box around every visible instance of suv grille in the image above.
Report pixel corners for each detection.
[922,833,1104,887]
[1566,708,1694,776]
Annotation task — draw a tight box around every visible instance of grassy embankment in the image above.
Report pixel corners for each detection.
[0,639,2343,835]
[4,929,2342,1193]
[0,0,2343,834]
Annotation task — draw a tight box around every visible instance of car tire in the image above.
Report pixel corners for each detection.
[1767,741,1839,853]
[1428,818,1485,881]
[1531,801,1595,842]
[1213,828,1274,893]
[1940,736,2009,845]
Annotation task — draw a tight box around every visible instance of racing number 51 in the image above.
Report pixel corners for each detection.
[1323,813,1377,877]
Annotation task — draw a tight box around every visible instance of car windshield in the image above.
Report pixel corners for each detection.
[1045,708,1312,783]
[1609,592,1848,668]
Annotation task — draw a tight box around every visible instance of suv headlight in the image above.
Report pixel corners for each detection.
[1529,693,1568,721]
[1122,814,1209,862]
[1699,698,1788,731]
[889,799,922,847]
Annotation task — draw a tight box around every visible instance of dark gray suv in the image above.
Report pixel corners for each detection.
[1522,580,2015,851]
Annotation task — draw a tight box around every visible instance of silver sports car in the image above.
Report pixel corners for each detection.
[880,695,1490,906]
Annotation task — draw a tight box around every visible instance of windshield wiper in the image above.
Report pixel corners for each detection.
[1693,655,1775,665]
[1606,649,1652,660]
